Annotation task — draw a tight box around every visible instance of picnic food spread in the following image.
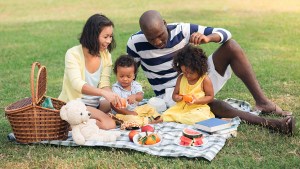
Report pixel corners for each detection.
[179,128,204,146]
[128,130,140,141]
[133,132,161,146]
[141,125,155,132]
[128,124,161,146]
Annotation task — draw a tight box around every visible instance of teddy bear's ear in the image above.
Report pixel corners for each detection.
[60,105,68,121]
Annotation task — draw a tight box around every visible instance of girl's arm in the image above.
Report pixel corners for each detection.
[193,76,214,105]
[172,74,183,102]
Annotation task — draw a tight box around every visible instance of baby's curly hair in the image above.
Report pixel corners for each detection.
[173,44,208,77]
[113,54,137,75]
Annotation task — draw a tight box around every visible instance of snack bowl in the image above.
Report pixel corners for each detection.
[133,132,162,147]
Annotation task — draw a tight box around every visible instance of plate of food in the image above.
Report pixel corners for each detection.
[175,136,208,147]
[133,132,162,147]
[175,128,207,147]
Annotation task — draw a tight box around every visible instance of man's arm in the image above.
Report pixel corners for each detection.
[183,23,232,45]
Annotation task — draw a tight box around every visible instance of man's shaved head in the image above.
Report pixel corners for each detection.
[139,10,169,49]
[139,10,164,32]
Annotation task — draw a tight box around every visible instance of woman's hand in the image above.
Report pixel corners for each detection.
[101,89,122,106]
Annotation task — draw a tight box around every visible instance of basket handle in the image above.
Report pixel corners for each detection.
[30,62,41,106]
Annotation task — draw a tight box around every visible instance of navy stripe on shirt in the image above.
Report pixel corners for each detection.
[141,64,176,75]
[167,24,177,32]
[204,27,214,36]
[167,31,185,48]
[148,76,178,86]
[127,46,140,59]
[135,42,157,52]
[141,53,173,66]
[190,24,199,35]
[216,29,228,43]
[154,89,166,96]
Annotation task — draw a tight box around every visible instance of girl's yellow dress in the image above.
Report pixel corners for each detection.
[162,75,215,125]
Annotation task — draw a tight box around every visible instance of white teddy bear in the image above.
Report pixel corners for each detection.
[60,99,121,145]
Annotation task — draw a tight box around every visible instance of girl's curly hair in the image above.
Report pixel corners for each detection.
[172,44,208,77]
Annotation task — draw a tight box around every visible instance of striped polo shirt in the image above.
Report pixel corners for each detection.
[127,22,232,97]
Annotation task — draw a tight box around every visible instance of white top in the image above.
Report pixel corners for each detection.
[81,63,102,107]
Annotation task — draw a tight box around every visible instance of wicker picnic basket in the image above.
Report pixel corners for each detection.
[5,62,69,143]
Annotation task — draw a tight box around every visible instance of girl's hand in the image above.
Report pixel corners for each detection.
[174,94,183,102]
[186,95,196,105]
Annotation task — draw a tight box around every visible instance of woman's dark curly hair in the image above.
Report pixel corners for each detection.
[113,55,138,75]
[173,44,208,77]
[79,13,116,56]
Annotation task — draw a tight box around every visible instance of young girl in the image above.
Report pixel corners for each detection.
[58,14,122,129]
[111,55,160,127]
[154,44,215,125]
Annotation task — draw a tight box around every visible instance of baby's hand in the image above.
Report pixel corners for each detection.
[127,95,137,105]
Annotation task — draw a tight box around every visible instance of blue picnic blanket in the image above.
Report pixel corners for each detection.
[8,117,241,161]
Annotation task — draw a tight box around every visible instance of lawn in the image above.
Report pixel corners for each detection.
[1,0,300,168]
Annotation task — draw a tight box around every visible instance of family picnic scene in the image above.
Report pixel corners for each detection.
[1,0,300,168]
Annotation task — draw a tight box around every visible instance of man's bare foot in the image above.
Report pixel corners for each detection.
[268,116,296,136]
[255,101,292,117]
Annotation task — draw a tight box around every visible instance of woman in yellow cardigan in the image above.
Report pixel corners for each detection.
[59,14,121,129]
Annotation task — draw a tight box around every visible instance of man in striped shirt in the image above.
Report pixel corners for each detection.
[126,10,294,134]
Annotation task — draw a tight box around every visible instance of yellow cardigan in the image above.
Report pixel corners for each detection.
[58,45,112,102]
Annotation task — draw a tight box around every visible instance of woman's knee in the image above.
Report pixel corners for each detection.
[99,100,111,113]
[100,119,116,130]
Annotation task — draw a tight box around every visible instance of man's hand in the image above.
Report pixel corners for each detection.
[189,32,210,45]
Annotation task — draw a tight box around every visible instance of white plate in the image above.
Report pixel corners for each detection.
[133,132,162,147]
[175,137,208,147]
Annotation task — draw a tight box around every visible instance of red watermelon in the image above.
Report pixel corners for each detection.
[179,136,193,146]
[182,128,202,139]
[193,137,204,146]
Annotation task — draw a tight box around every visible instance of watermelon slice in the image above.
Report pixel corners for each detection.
[179,135,204,146]
[182,128,202,139]
[193,137,203,146]
[180,136,192,146]
[179,141,190,146]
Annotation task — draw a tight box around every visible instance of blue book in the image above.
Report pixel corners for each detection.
[194,118,232,133]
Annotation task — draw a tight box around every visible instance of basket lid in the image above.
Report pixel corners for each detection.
[31,62,47,105]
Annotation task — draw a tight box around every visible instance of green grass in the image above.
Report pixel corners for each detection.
[1,0,300,168]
